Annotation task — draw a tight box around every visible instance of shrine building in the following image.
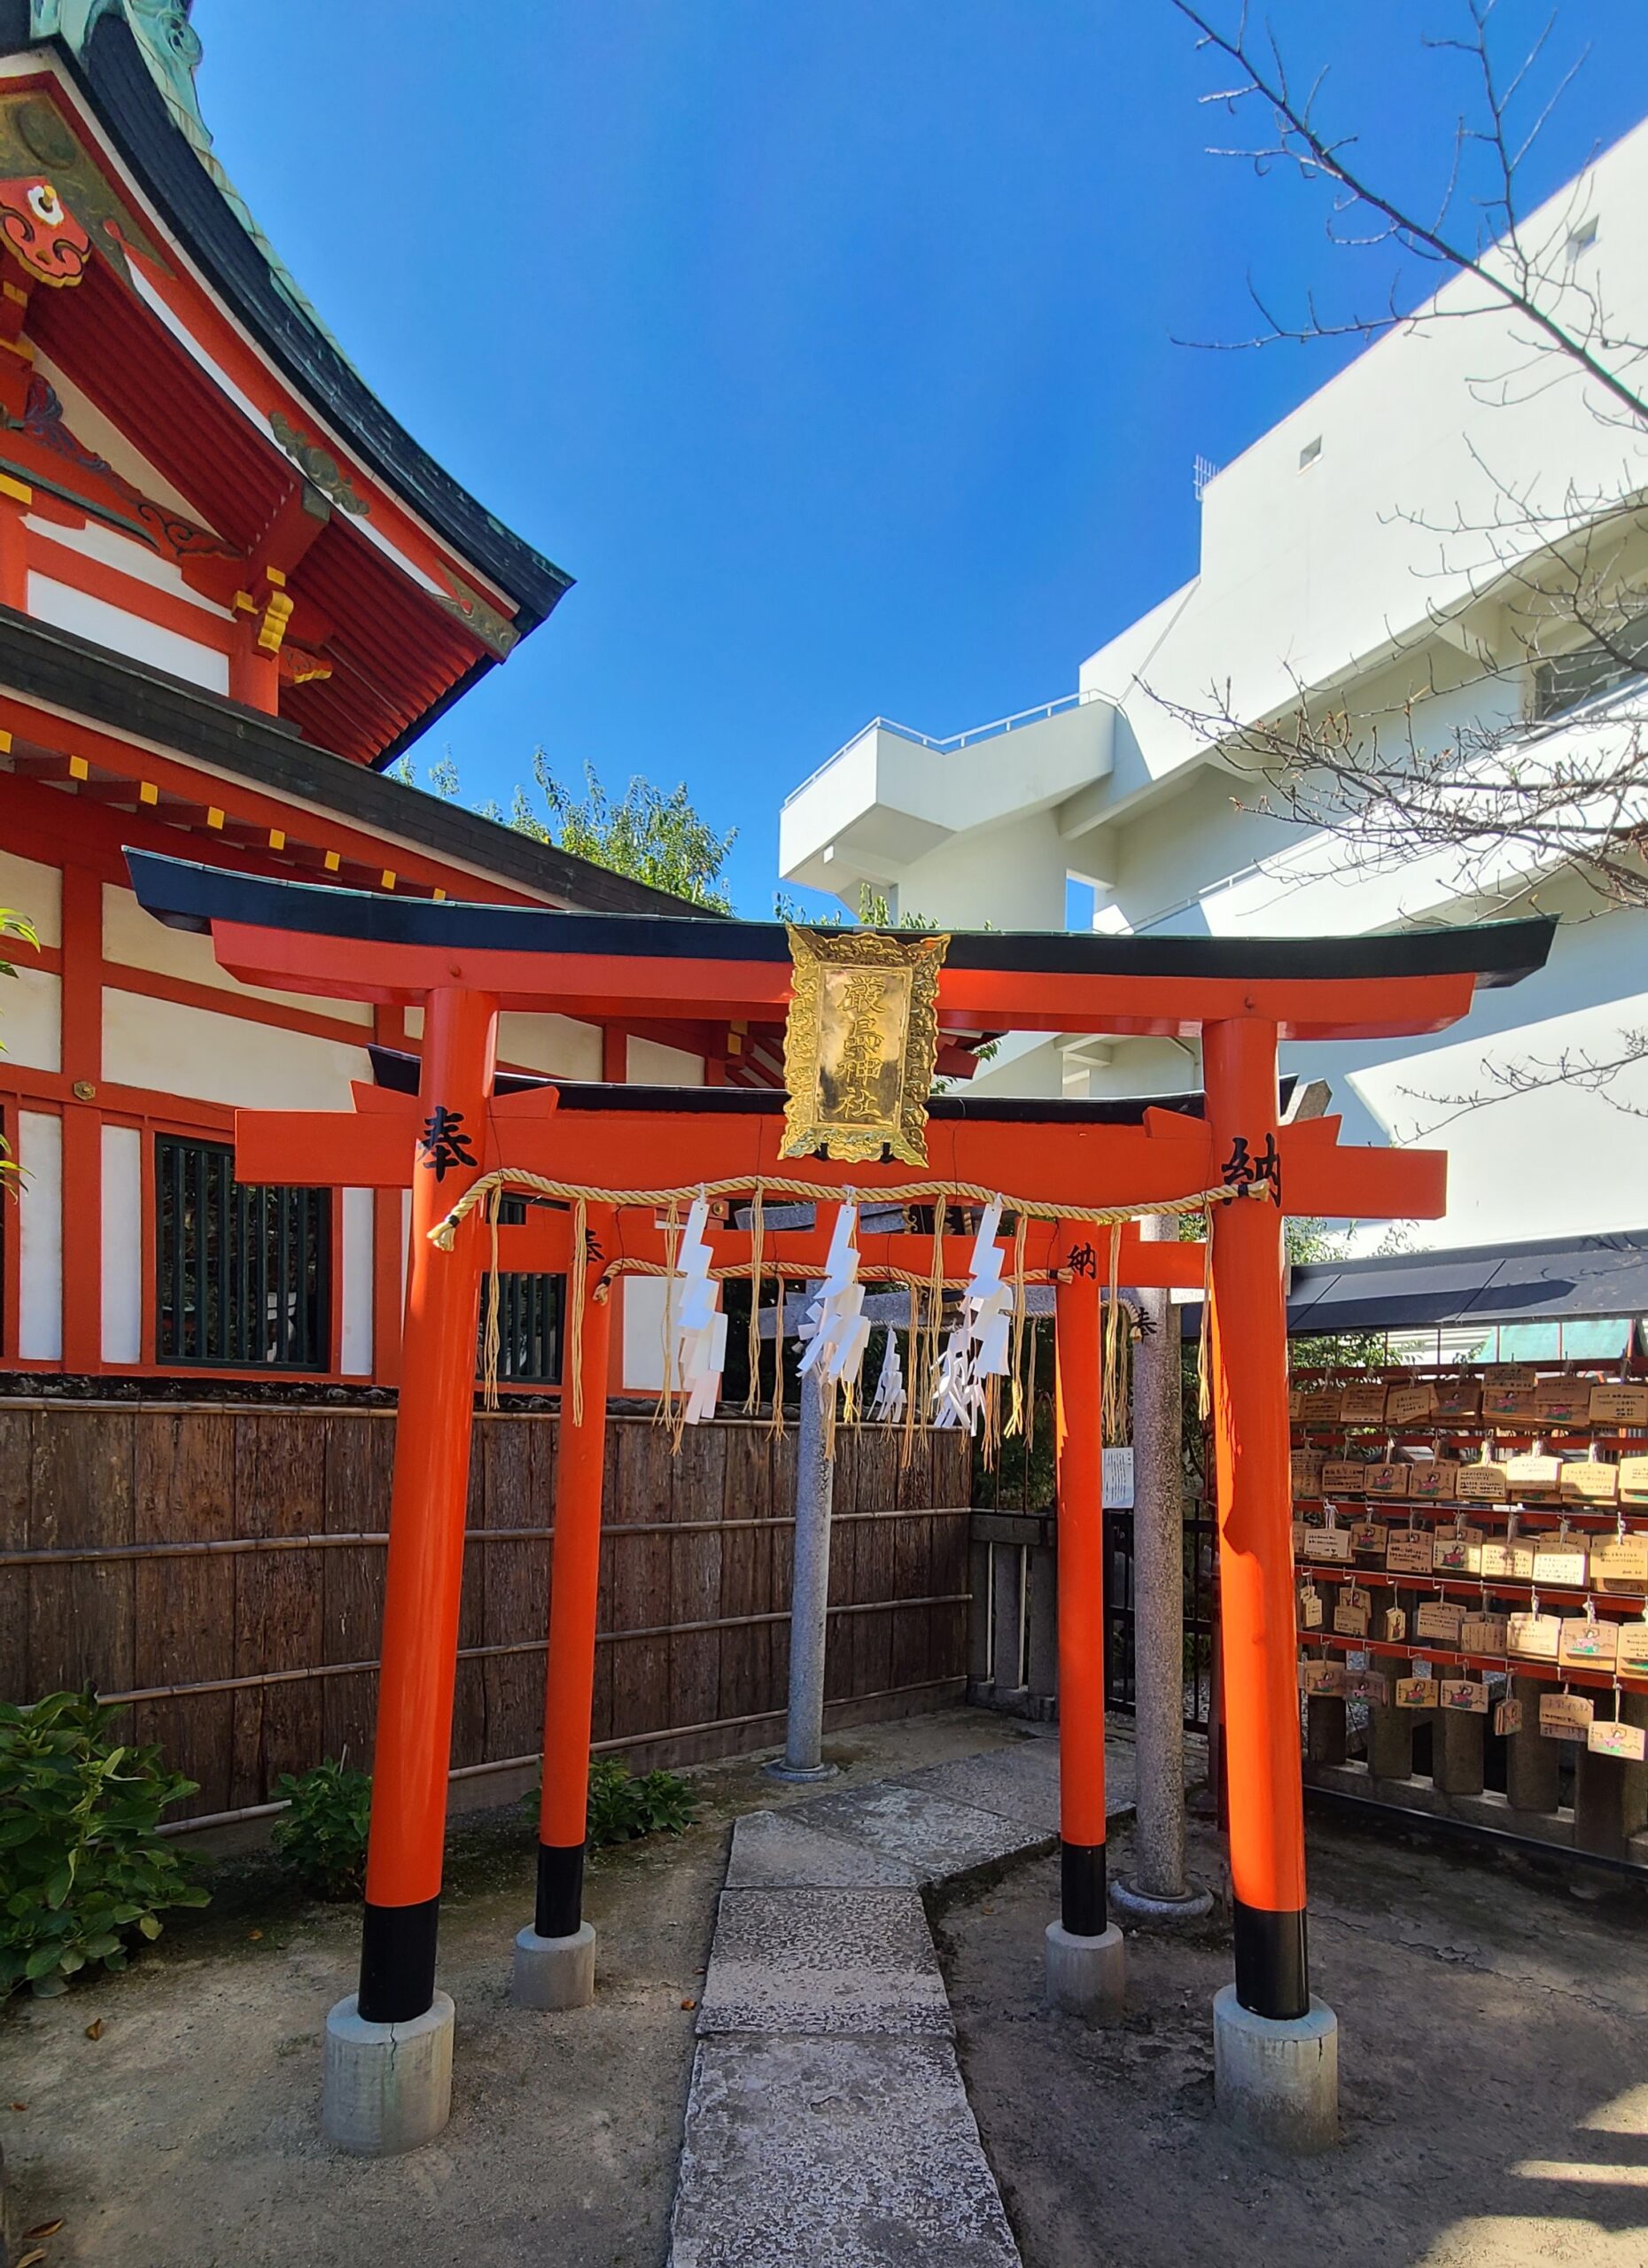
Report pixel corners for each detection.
[0,3,761,1399]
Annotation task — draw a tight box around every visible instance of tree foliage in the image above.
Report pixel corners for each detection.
[504,753,735,911]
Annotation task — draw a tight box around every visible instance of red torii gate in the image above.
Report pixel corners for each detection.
[126,850,1552,2149]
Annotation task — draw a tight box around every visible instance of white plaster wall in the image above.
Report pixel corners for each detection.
[2,967,60,1071]
[874,809,1072,933]
[103,990,369,1111]
[27,515,232,622]
[27,573,230,695]
[0,849,60,944]
[626,1037,704,1086]
[17,1108,61,1360]
[33,352,206,527]
[100,1121,142,1364]
[497,1012,602,1080]
[622,1275,669,1393]
[341,1186,372,1375]
[102,885,373,1024]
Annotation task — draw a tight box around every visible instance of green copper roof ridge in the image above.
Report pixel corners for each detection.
[35,0,357,367]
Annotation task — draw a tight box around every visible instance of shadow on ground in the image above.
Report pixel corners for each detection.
[937,1809,1648,2268]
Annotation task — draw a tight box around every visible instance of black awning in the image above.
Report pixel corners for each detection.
[1181,1229,1648,1337]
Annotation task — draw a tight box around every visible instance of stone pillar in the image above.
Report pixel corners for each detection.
[1306,1695,1349,1768]
[967,1537,993,1704]
[1027,1539,1059,1716]
[993,1542,1027,1705]
[1506,1675,1561,1817]
[1572,1691,1648,1858]
[769,1355,836,1782]
[1433,1706,1485,1799]
[1112,1214,1210,1922]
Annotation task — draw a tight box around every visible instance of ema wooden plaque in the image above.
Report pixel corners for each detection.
[1415,1601,1465,1646]
[1298,1387,1343,1425]
[1434,1379,1483,1420]
[1299,1658,1344,1697]
[1298,1585,1324,1631]
[1333,1589,1372,1639]
[1480,1533,1536,1581]
[1504,1454,1562,1495]
[1366,1464,1411,1500]
[1433,1525,1483,1574]
[1409,1462,1459,1503]
[1559,1617,1618,1670]
[1485,1386,1538,1425]
[1441,1678,1489,1714]
[1538,1691,1595,1740]
[1396,1676,1440,1710]
[1618,1456,1648,1502]
[1559,1461,1620,1505]
[1458,1463,1509,1504]
[1590,1534,1648,1594]
[1323,1460,1372,1497]
[1304,1526,1354,1565]
[1382,1605,1408,1644]
[1618,1621,1648,1675]
[1534,1379,1592,1424]
[1494,1696,1524,1737]
[1507,1612,1561,1662]
[1349,1518,1389,1559]
[1588,1718,1648,1762]
[1460,1612,1510,1655]
[1387,1383,1437,1427]
[1342,1667,1390,1703]
[1340,1382,1389,1425]
[1590,1384,1648,1428]
[1532,1535,1590,1589]
[1290,1449,1326,1495]
[1385,1529,1434,1576]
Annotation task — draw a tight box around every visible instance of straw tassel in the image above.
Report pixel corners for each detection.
[480,1182,503,1412]
[743,1182,766,1415]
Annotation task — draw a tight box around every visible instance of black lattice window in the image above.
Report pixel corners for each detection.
[155,1135,330,1370]
[478,1194,563,1386]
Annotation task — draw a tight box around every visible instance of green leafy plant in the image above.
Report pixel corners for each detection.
[0,1688,207,1997]
[529,1757,699,1854]
[270,1758,372,1899]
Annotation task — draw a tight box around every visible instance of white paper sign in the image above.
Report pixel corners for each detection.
[1103,1447,1135,1509]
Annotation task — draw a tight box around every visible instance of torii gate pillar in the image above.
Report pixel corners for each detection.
[1204,1017,1338,2152]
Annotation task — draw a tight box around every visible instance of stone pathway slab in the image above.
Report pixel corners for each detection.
[669,2034,1019,2268]
[891,1750,1062,1832]
[696,1886,950,2038]
[725,1807,919,1889]
[787,1780,1049,1884]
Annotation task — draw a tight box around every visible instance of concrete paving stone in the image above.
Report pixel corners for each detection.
[668,2033,1021,2268]
[890,1751,1062,1831]
[696,1887,951,2038]
[726,1808,919,1889]
[789,1779,1050,1884]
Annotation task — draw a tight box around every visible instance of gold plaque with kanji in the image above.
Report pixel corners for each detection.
[781,927,949,1166]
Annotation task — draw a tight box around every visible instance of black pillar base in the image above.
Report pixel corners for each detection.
[357,1894,440,2024]
[1060,1840,1108,1938]
[1232,1898,1309,2021]
[535,1840,586,1940]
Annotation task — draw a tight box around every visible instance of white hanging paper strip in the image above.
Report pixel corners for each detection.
[797,1205,873,1389]
[929,1200,1014,1433]
[670,1197,727,1425]
[867,1326,906,1424]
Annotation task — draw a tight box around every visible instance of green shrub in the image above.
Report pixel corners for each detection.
[270,1758,372,1899]
[528,1757,698,1853]
[0,1688,207,1998]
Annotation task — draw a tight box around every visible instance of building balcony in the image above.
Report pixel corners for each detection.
[780,691,1115,905]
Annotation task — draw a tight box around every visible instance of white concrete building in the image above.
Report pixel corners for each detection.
[780,119,1648,1251]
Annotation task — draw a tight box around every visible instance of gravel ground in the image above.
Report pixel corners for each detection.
[0,1708,1033,2268]
[935,1807,1648,2268]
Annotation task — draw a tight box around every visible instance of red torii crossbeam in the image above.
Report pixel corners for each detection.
[125,850,1552,2134]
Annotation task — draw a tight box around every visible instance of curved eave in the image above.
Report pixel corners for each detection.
[53,13,571,637]
[123,851,1557,1041]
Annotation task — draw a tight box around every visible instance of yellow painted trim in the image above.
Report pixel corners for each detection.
[264,564,287,587]
[0,337,35,365]
[323,850,341,873]
[206,806,224,831]
[67,753,89,781]
[0,470,33,505]
[3,281,27,307]
[138,781,159,805]
[0,727,12,755]
[233,590,257,613]
[380,870,396,891]
[268,827,285,851]
[432,888,447,903]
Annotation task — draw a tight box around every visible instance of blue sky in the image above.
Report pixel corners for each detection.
[196,1,1648,917]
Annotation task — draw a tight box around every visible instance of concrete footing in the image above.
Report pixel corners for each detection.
[763,1759,838,1784]
[322,1991,455,2156]
[511,1920,596,2010]
[1212,1984,1338,2154]
[1044,1920,1125,2022]
[1108,1875,1214,1924]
